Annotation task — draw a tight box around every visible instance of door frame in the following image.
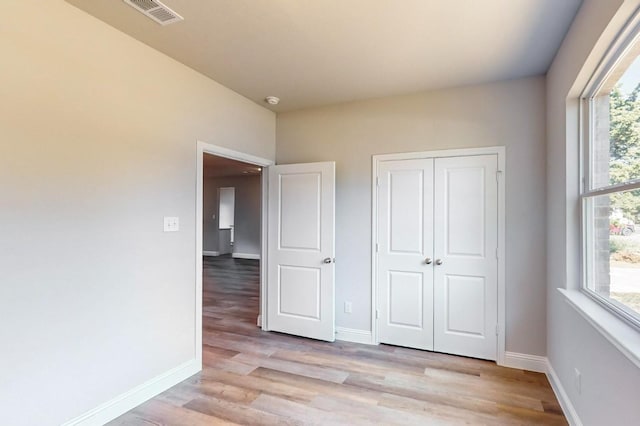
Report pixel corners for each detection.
[195,141,273,367]
[371,146,506,365]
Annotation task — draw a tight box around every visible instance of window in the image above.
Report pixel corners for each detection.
[582,26,640,328]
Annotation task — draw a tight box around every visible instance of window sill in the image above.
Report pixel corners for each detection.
[558,288,640,369]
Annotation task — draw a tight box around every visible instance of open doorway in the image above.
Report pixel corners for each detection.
[202,154,262,259]
[195,142,272,367]
[202,153,262,364]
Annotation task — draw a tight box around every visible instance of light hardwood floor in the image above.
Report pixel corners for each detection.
[110,255,566,425]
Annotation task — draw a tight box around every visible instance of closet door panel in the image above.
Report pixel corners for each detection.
[433,155,498,361]
[377,159,434,350]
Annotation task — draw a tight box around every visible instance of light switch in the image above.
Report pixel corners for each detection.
[164,217,179,232]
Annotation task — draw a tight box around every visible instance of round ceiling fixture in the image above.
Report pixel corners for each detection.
[265,96,280,105]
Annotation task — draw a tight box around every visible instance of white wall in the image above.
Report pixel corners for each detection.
[203,175,262,256]
[546,0,640,424]
[277,76,547,356]
[0,1,274,425]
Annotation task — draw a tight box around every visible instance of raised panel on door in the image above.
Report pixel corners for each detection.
[433,155,498,360]
[377,159,434,350]
[268,162,335,342]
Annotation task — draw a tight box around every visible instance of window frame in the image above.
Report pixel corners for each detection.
[580,15,640,331]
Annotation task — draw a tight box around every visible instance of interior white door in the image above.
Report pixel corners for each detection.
[267,162,335,341]
[433,155,498,360]
[377,159,435,350]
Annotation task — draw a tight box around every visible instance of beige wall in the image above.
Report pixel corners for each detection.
[0,1,274,425]
[546,0,640,424]
[277,76,547,356]
[203,175,262,256]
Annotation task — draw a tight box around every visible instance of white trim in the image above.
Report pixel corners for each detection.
[61,359,199,426]
[502,352,547,373]
[581,7,640,100]
[559,288,640,369]
[257,314,262,327]
[335,327,374,345]
[202,250,220,257]
[232,252,261,260]
[260,169,269,331]
[372,146,506,162]
[371,146,506,366]
[196,141,273,367]
[546,360,583,426]
[498,352,582,424]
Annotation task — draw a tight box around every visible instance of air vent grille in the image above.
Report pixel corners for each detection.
[123,0,183,25]
[129,0,158,11]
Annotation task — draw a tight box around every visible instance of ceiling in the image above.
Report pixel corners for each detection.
[203,154,262,178]
[66,0,582,112]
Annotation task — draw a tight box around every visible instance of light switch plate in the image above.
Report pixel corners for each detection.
[164,217,179,232]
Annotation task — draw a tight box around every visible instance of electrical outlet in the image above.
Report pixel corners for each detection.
[574,368,581,394]
[344,301,352,314]
[164,217,179,232]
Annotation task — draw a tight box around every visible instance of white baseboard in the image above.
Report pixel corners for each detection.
[501,353,581,425]
[61,359,200,426]
[257,314,262,327]
[203,251,219,257]
[232,252,260,260]
[502,351,548,373]
[335,327,374,345]
[546,361,583,426]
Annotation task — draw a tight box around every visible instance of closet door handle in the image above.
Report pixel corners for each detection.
[435,259,443,265]
[424,257,432,264]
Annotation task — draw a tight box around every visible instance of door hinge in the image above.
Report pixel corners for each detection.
[495,324,499,336]
[376,242,379,252]
[376,176,380,187]
[496,170,503,183]
[496,247,499,259]
[375,309,379,319]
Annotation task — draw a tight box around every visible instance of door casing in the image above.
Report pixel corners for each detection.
[196,141,273,369]
[371,146,506,365]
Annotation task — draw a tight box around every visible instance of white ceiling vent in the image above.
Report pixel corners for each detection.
[123,0,183,26]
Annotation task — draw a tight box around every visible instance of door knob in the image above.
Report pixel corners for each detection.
[323,257,334,264]
[424,257,432,264]
[435,259,443,265]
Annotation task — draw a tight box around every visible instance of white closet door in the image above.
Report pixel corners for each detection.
[267,162,336,342]
[377,159,434,350]
[433,155,498,360]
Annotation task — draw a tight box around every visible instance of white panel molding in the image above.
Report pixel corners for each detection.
[61,359,199,426]
[335,327,374,345]
[202,250,220,257]
[546,361,583,426]
[232,252,261,260]
[502,351,548,373]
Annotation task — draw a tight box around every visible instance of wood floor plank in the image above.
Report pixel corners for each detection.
[114,399,238,426]
[185,397,300,426]
[250,367,381,405]
[250,394,356,426]
[201,367,318,403]
[108,255,567,425]
[232,352,350,384]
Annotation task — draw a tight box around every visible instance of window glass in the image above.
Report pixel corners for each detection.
[584,191,640,319]
[584,36,640,325]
